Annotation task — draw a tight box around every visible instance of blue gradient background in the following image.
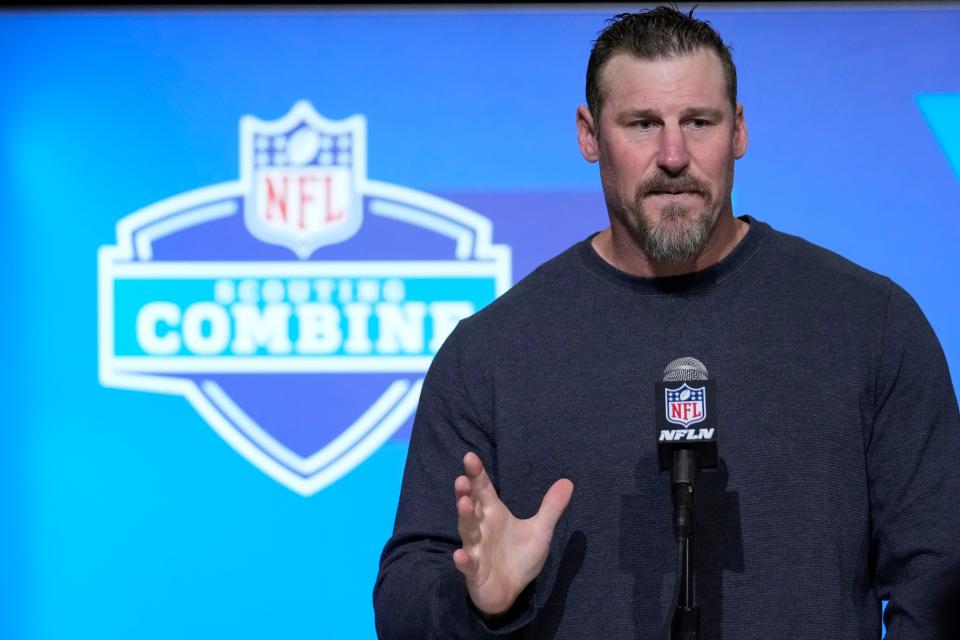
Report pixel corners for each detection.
[1,6,958,639]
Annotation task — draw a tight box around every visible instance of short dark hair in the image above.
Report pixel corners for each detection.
[586,6,738,127]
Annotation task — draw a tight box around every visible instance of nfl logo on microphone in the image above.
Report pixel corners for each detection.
[665,384,707,427]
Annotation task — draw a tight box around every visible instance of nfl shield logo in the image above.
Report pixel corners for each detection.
[665,383,707,427]
[241,101,365,259]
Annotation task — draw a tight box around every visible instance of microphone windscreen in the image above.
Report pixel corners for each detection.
[662,356,709,382]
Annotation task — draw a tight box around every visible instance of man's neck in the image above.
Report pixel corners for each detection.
[591,214,749,278]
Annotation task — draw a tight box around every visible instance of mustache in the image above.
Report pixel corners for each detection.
[637,173,709,198]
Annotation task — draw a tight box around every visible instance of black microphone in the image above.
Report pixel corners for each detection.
[655,357,718,540]
[656,357,718,640]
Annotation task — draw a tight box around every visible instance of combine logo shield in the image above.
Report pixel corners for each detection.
[665,383,706,428]
[98,101,511,496]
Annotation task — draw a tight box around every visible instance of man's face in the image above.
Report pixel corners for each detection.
[577,48,747,264]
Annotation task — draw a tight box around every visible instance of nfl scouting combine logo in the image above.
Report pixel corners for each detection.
[98,102,511,495]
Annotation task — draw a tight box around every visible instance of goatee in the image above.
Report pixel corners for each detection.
[629,171,717,264]
[635,204,715,264]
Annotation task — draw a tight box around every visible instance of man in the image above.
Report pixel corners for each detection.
[374,7,960,639]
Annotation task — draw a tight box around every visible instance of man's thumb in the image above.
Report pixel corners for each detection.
[535,478,574,532]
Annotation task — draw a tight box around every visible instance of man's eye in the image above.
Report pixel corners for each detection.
[689,119,709,128]
[635,120,654,130]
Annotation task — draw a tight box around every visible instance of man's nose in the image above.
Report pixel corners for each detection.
[656,125,689,176]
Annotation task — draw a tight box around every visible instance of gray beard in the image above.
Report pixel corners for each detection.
[634,204,715,265]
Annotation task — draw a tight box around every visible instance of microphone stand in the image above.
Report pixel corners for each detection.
[655,361,716,640]
[671,448,699,640]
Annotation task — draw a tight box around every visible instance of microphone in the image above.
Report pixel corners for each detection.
[655,357,718,540]
[656,357,718,640]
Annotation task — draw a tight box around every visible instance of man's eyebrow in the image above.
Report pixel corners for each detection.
[614,107,726,121]
[683,107,724,120]
[616,108,661,121]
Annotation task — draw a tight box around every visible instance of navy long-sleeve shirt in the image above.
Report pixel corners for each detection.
[374,217,960,639]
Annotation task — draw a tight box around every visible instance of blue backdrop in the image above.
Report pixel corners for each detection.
[1,6,958,639]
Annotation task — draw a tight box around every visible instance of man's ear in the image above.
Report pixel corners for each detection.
[576,105,600,163]
[733,103,748,160]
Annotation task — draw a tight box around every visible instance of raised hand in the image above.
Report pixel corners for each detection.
[452,452,574,617]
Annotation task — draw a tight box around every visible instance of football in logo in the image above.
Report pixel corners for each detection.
[98,101,511,495]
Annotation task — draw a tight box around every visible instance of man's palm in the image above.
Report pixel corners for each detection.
[452,452,574,616]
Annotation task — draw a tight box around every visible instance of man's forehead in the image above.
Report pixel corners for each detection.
[598,48,728,111]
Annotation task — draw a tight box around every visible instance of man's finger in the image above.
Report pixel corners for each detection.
[533,478,574,533]
[457,495,482,544]
[452,548,477,578]
[454,475,471,500]
[463,452,497,502]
